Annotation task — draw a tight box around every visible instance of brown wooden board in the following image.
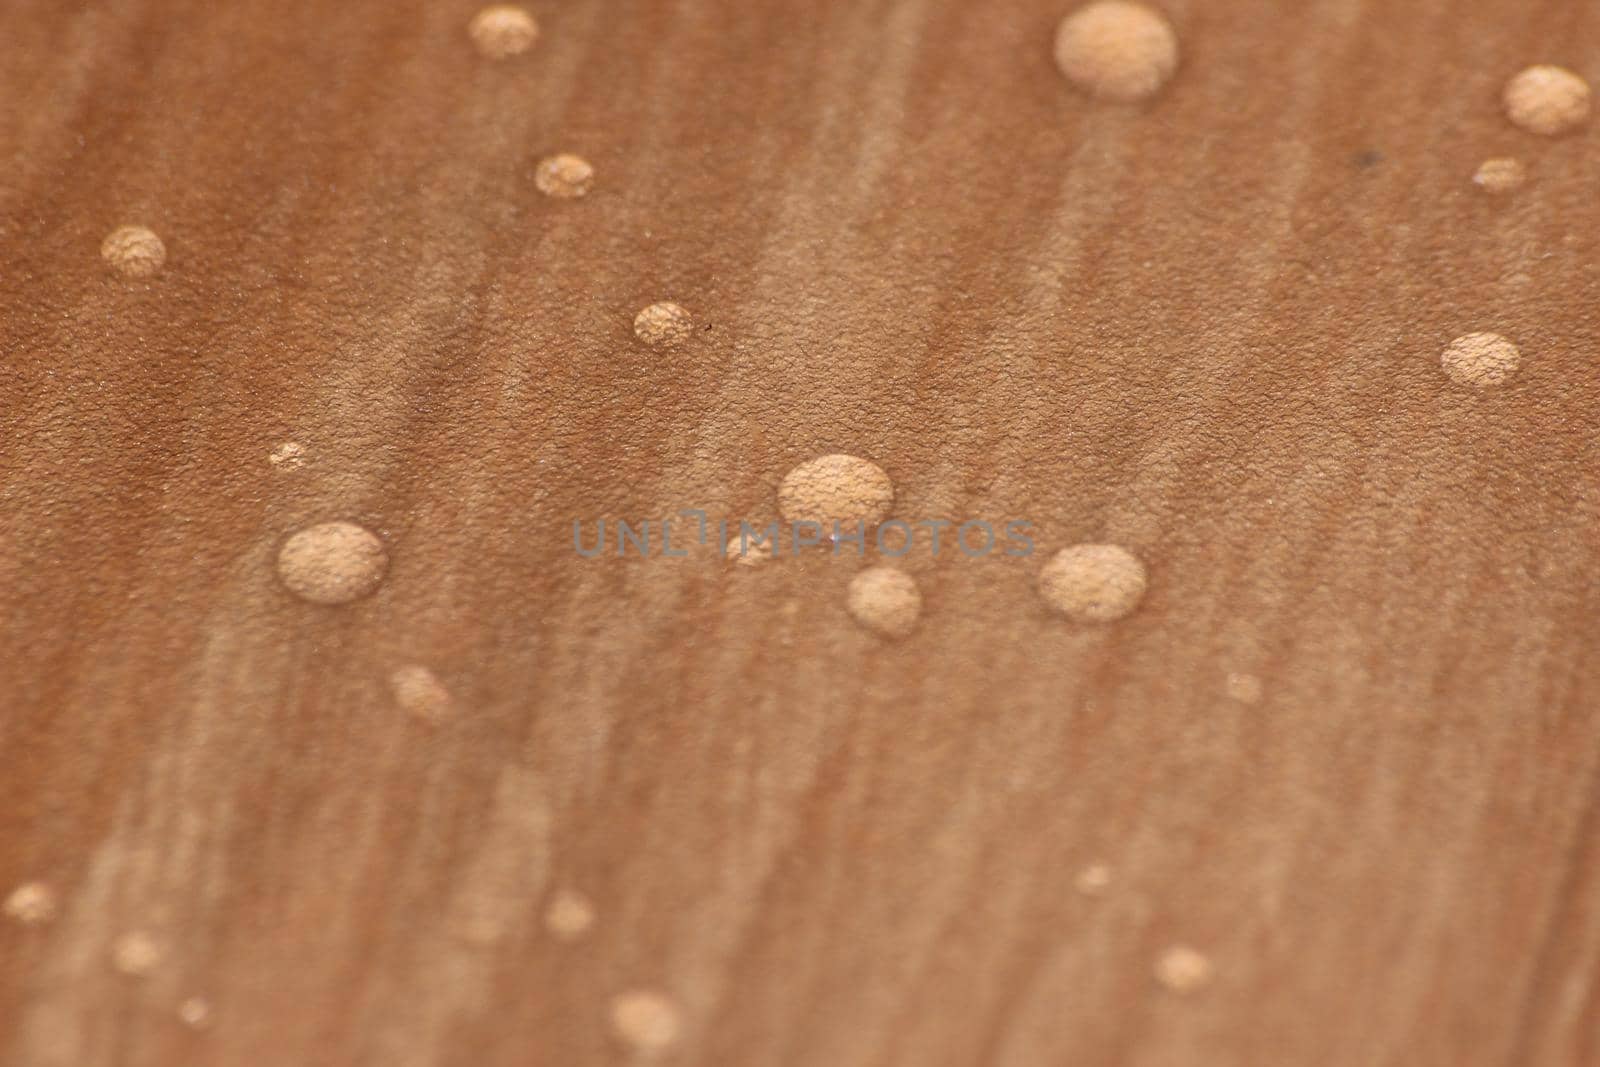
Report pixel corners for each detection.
[1,1,1597,1064]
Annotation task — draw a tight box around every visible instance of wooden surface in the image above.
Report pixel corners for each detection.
[2,0,1598,1064]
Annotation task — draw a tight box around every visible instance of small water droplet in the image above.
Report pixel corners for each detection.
[633,302,694,349]
[110,931,163,977]
[469,5,538,59]
[101,226,166,278]
[1074,864,1112,896]
[1441,332,1520,387]
[1503,65,1590,136]
[276,521,389,605]
[846,567,922,639]
[1038,544,1147,622]
[777,455,894,534]
[389,665,453,723]
[535,154,595,199]
[269,441,306,469]
[1154,945,1213,992]
[545,889,596,940]
[4,882,58,925]
[177,997,213,1029]
[609,990,682,1051]
[1473,158,1526,194]
[1054,1,1179,103]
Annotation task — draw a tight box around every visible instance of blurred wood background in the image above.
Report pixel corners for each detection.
[1,0,1597,1064]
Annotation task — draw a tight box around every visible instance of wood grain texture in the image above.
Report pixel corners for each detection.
[2,0,1598,1064]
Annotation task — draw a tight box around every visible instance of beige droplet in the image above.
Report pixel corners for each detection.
[633,302,694,348]
[389,665,452,723]
[535,153,595,199]
[101,225,166,278]
[1441,332,1521,387]
[1225,672,1263,704]
[1503,65,1590,136]
[545,889,596,940]
[468,5,538,59]
[1074,864,1112,896]
[1154,945,1213,992]
[846,567,922,639]
[269,441,306,469]
[177,997,213,1029]
[1054,1,1179,103]
[276,521,389,605]
[610,990,682,1051]
[1472,157,1526,194]
[777,454,894,534]
[111,931,163,976]
[4,882,57,924]
[1038,543,1147,622]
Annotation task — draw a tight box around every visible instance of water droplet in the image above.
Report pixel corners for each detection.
[1054,1,1179,103]
[846,567,922,639]
[1473,158,1526,194]
[269,441,306,469]
[545,889,596,940]
[609,990,682,1051]
[469,5,538,59]
[1503,65,1590,136]
[177,997,213,1029]
[1225,672,1263,704]
[1074,864,1112,896]
[110,931,163,977]
[276,521,389,605]
[535,154,595,199]
[777,454,894,534]
[633,302,694,348]
[1154,945,1213,992]
[101,225,166,278]
[1441,332,1520,387]
[389,665,453,723]
[1038,544,1147,622]
[4,882,57,924]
